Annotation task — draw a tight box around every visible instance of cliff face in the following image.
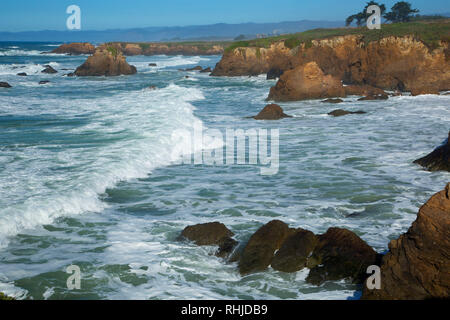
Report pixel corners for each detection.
[362,184,450,300]
[212,35,450,95]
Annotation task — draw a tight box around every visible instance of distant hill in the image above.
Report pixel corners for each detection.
[0,20,344,43]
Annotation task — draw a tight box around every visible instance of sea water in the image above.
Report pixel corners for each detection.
[0,42,449,300]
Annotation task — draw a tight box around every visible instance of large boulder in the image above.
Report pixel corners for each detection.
[363,184,450,300]
[238,220,294,275]
[253,104,292,120]
[271,229,318,273]
[0,82,12,88]
[41,65,57,74]
[179,222,234,246]
[51,43,95,55]
[267,62,345,102]
[414,131,450,172]
[75,48,137,76]
[306,228,379,285]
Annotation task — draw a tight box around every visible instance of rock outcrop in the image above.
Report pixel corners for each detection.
[363,184,450,300]
[328,109,366,117]
[267,62,345,101]
[51,43,96,55]
[414,131,450,172]
[97,42,224,56]
[213,35,450,98]
[75,48,137,76]
[253,104,292,120]
[306,228,380,285]
[179,222,234,246]
[41,65,57,74]
[271,229,318,273]
[358,94,389,101]
[0,82,12,88]
[238,220,294,275]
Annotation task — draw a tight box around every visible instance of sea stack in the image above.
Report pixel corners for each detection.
[75,47,137,77]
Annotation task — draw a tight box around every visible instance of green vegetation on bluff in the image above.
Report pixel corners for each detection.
[0,292,14,300]
[224,20,450,52]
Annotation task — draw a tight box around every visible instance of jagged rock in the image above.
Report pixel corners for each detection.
[0,82,12,88]
[75,48,137,77]
[17,72,27,76]
[239,220,295,275]
[268,62,345,102]
[414,131,450,172]
[328,109,366,117]
[357,94,389,101]
[306,228,379,285]
[51,43,95,55]
[253,104,292,120]
[271,229,318,273]
[200,67,212,73]
[179,222,234,246]
[322,98,344,104]
[363,184,450,300]
[41,65,57,74]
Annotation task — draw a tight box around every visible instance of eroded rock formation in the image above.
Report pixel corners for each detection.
[75,48,137,76]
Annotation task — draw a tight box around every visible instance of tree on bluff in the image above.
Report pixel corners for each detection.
[384,2,419,23]
[346,1,387,27]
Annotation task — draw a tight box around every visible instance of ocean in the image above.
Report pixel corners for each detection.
[0,42,449,300]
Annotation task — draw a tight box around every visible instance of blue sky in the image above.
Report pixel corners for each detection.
[0,0,448,32]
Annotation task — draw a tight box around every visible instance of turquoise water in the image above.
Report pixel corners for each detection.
[0,42,449,300]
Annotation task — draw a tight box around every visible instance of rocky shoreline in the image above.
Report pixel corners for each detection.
[179,183,450,300]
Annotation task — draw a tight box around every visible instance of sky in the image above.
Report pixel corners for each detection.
[0,0,449,32]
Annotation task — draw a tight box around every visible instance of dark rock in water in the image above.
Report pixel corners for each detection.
[322,98,343,104]
[200,67,212,73]
[344,85,387,97]
[66,73,75,77]
[39,80,50,85]
[358,94,388,101]
[306,227,379,285]
[148,86,157,90]
[185,76,190,79]
[328,109,367,117]
[179,222,234,246]
[239,220,295,275]
[216,237,239,259]
[75,48,137,77]
[271,229,318,273]
[186,66,203,71]
[253,104,292,120]
[149,63,157,67]
[17,72,27,76]
[363,184,450,300]
[266,68,284,80]
[413,131,450,172]
[0,82,12,88]
[41,65,58,74]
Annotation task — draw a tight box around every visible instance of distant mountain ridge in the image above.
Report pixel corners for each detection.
[0,20,344,42]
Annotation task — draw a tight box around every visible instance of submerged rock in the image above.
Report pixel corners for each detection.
[328,109,366,117]
[268,62,345,102]
[253,104,292,120]
[0,82,12,88]
[363,184,450,300]
[39,80,50,85]
[75,48,137,77]
[186,66,203,71]
[17,72,27,76]
[271,229,318,273]
[179,222,234,246]
[306,227,379,285]
[238,220,294,275]
[149,63,157,67]
[216,237,239,259]
[41,65,58,74]
[414,131,450,172]
[322,98,343,104]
